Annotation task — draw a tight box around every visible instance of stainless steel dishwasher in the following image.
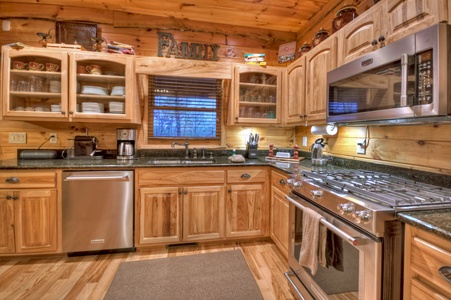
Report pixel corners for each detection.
[62,170,134,253]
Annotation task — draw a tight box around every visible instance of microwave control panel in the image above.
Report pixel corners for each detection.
[417,50,433,104]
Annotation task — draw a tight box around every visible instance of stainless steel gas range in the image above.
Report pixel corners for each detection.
[284,169,451,300]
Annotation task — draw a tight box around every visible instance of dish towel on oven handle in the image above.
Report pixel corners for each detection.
[298,207,327,275]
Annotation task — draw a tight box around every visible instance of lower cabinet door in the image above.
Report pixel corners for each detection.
[183,185,225,241]
[15,189,58,253]
[226,183,269,238]
[137,187,181,245]
[270,187,289,257]
[0,191,15,254]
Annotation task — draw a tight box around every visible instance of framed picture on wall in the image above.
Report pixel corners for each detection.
[55,21,97,51]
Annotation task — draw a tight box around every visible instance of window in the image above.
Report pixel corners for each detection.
[148,76,222,140]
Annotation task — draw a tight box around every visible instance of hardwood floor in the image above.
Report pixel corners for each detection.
[0,240,295,300]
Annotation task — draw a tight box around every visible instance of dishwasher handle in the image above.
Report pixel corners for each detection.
[64,174,130,181]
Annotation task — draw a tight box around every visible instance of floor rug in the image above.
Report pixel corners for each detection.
[104,250,263,300]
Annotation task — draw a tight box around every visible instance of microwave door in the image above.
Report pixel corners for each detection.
[327,34,416,123]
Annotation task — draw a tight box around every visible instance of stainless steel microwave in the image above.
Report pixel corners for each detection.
[327,23,451,125]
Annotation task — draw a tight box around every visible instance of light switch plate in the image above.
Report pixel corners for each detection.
[302,137,307,147]
[9,132,26,144]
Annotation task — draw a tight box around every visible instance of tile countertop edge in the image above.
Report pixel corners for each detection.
[397,210,451,242]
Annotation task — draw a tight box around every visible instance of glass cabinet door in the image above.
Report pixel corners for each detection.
[69,52,134,122]
[231,65,281,125]
[1,46,68,120]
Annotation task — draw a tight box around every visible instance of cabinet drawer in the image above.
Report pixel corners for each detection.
[137,169,225,186]
[227,169,267,183]
[271,171,290,193]
[0,171,57,188]
[410,234,451,294]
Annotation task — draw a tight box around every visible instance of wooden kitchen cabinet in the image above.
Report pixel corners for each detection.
[382,0,448,45]
[338,0,448,66]
[136,168,225,246]
[404,224,451,299]
[68,51,138,123]
[270,171,290,258]
[0,170,59,255]
[1,46,68,121]
[337,4,383,66]
[1,45,139,124]
[137,186,181,244]
[226,168,269,238]
[285,56,306,126]
[228,64,283,126]
[304,36,338,125]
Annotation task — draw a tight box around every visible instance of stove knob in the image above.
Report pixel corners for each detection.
[287,179,302,190]
[310,190,323,200]
[353,210,371,224]
[337,203,355,215]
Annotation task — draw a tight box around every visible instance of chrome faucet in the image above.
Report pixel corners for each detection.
[171,140,190,159]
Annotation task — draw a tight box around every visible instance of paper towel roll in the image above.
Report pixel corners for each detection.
[311,124,338,136]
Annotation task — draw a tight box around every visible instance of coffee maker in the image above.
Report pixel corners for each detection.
[117,128,136,160]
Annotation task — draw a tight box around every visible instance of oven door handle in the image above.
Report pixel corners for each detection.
[286,195,360,246]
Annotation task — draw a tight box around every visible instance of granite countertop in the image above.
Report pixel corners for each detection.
[2,155,450,242]
[0,156,311,174]
[397,210,451,241]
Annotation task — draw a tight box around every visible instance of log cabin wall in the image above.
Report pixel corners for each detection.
[0,2,301,159]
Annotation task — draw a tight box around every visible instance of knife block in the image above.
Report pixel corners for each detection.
[245,143,258,159]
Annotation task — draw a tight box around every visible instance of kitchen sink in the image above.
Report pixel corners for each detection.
[148,158,216,165]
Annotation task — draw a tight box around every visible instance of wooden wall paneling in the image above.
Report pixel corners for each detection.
[112,11,296,44]
[225,126,295,150]
[0,3,113,24]
[296,124,451,174]
[0,120,118,160]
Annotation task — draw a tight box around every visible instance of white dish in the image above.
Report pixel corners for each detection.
[110,86,125,96]
[81,85,109,95]
[82,102,104,113]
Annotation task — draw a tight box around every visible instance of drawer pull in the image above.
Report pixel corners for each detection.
[5,177,20,184]
[438,266,451,283]
[241,173,251,179]
[279,179,286,185]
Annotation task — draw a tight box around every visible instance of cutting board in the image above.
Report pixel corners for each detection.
[265,156,304,162]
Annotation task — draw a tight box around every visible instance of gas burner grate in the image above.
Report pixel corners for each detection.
[302,170,451,208]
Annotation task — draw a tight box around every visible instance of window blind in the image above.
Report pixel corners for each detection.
[148,76,222,139]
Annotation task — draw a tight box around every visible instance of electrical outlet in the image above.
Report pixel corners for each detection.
[49,133,58,144]
[356,139,366,154]
[302,137,307,147]
[9,132,27,144]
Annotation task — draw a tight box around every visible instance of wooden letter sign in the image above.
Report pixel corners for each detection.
[158,32,220,61]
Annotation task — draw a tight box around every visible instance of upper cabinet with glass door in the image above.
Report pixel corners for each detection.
[69,52,136,123]
[1,46,139,124]
[228,65,282,126]
[1,45,68,121]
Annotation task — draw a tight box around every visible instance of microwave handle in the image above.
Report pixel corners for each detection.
[286,195,360,246]
[400,53,409,107]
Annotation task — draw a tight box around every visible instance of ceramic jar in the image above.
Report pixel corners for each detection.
[332,5,358,32]
[297,42,312,58]
[312,28,329,47]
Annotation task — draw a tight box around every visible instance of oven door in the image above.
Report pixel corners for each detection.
[286,193,383,300]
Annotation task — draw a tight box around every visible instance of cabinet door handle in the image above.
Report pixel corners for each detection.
[5,177,20,184]
[241,173,251,179]
[12,195,18,200]
[438,266,451,283]
[6,195,12,200]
